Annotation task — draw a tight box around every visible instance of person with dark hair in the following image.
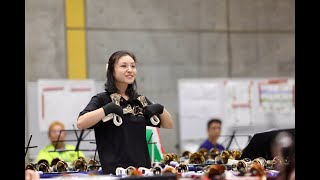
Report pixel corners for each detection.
[199,118,225,152]
[77,50,174,175]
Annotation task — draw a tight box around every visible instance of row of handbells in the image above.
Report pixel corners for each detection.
[25,157,100,173]
[25,148,286,175]
[116,149,286,176]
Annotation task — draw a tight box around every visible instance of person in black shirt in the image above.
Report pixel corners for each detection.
[77,50,174,175]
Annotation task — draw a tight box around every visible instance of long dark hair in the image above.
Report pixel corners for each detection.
[104,50,138,99]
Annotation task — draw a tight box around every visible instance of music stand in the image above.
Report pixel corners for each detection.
[48,127,97,160]
[219,133,252,150]
[25,135,38,157]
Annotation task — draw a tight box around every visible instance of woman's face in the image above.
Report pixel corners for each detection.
[113,55,137,85]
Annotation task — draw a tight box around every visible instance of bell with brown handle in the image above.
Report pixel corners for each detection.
[137,96,160,126]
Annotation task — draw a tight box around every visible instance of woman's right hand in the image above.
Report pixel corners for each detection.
[102,102,124,119]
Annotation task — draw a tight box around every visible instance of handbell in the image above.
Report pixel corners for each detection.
[243,158,252,164]
[138,167,150,175]
[203,164,226,179]
[152,164,163,175]
[231,150,242,160]
[220,150,230,164]
[73,158,87,172]
[215,155,223,164]
[231,163,237,171]
[252,157,267,168]
[137,96,160,126]
[87,159,99,171]
[38,162,50,173]
[189,152,205,164]
[265,160,274,170]
[198,148,209,160]
[175,163,188,173]
[208,147,220,159]
[25,163,37,171]
[172,153,179,162]
[110,93,123,126]
[116,167,126,176]
[56,160,68,172]
[236,160,250,174]
[162,153,176,165]
[37,159,49,166]
[51,158,61,167]
[249,163,266,179]
[125,166,137,176]
[181,151,191,159]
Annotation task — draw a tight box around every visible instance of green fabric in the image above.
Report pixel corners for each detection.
[146,129,162,162]
[35,144,86,164]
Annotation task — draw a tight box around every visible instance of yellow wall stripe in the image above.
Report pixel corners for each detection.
[65,0,85,28]
[66,30,87,79]
[65,0,87,79]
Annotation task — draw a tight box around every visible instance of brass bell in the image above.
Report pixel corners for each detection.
[73,158,87,172]
[231,150,242,160]
[214,155,223,164]
[171,153,179,162]
[152,165,162,175]
[87,159,99,171]
[181,151,191,159]
[56,160,68,172]
[265,160,274,170]
[126,166,137,176]
[38,162,50,173]
[220,150,230,164]
[208,148,220,159]
[231,163,237,171]
[51,158,61,167]
[175,163,188,173]
[198,148,209,160]
[243,158,252,164]
[25,163,37,171]
[37,159,49,166]
[162,153,174,164]
[204,164,225,179]
[252,157,267,168]
[189,152,205,164]
[249,163,266,177]
[236,160,248,173]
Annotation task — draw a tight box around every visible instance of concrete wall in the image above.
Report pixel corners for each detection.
[25,0,295,155]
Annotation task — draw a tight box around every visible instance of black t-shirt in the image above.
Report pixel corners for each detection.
[78,91,160,174]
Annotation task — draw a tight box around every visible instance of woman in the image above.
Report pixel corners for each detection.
[77,50,174,175]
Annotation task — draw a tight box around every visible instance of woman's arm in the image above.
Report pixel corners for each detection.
[159,108,174,129]
[77,108,105,129]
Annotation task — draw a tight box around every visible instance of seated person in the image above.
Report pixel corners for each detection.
[199,118,225,152]
[35,121,86,165]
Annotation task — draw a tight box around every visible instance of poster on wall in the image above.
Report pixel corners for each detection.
[258,79,295,113]
[37,79,96,132]
[178,78,295,152]
[224,80,254,127]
